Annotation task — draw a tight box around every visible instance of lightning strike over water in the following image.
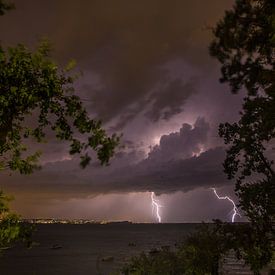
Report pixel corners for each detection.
[211,188,241,223]
[151,192,162,223]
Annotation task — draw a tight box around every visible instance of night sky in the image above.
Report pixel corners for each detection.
[0,0,256,222]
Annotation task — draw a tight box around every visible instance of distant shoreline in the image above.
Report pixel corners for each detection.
[21,219,248,225]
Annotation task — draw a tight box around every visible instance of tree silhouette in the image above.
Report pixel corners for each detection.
[0,0,14,15]
[210,0,275,271]
[0,0,119,250]
[0,41,119,173]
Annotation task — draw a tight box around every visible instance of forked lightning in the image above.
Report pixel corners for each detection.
[151,192,162,223]
[211,188,241,222]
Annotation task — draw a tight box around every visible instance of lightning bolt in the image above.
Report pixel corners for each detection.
[211,188,241,223]
[151,192,162,223]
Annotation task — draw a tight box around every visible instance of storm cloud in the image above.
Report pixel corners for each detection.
[0,1,247,221]
[148,117,209,162]
[0,0,234,127]
[2,119,228,197]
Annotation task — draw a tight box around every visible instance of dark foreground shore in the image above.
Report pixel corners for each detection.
[0,223,198,275]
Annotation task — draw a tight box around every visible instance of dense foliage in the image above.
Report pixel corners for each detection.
[0,191,33,251]
[0,0,119,253]
[122,224,223,275]
[0,41,119,173]
[210,0,275,197]
[209,0,275,272]
[122,223,258,275]
[122,222,274,275]
[0,0,14,15]
[0,0,119,173]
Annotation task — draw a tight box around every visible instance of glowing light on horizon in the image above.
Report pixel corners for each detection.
[151,192,162,223]
[211,188,241,223]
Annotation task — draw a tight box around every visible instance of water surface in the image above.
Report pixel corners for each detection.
[0,223,199,275]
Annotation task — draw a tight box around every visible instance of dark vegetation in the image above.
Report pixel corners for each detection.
[122,221,274,275]
[0,191,33,251]
[122,223,223,275]
[0,0,118,251]
[210,0,275,272]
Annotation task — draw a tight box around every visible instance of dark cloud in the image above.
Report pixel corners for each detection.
[0,0,234,128]
[100,147,227,194]
[2,147,228,200]
[145,78,196,122]
[2,119,227,197]
[147,117,209,162]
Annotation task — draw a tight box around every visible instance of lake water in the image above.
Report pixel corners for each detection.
[0,223,198,275]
